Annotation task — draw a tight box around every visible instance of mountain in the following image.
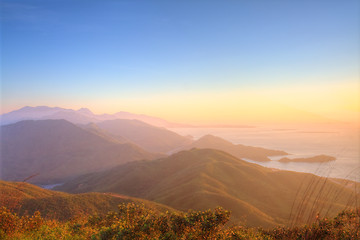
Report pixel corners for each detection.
[80,122,128,144]
[57,148,358,228]
[96,119,193,153]
[0,106,96,125]
[0,180,175,221]
[42,109,99,124]
[0,119,162,184]
[180,135,288,161]
[0,106,187,128]
[112,111,189,128]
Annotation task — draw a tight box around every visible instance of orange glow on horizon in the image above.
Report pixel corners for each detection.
[2,81,359,125]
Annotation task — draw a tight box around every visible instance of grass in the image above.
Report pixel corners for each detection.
[0,181,176,222]
[288,163,360,228]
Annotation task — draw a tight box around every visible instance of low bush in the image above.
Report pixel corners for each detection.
[0,204,358,239]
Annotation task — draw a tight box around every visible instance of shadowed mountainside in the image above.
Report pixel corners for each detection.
[0,120,162,184]
[0,180,176,221]
[80,122,128,144]
[179,134,288,162]
[96,119,192,153]
[57,148,359,228]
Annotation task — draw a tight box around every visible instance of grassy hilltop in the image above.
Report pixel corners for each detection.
[0,181,176,221]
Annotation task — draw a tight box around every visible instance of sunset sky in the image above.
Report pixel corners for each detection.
[2,0,359,124]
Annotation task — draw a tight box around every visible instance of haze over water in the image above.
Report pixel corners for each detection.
[171,124,360,181]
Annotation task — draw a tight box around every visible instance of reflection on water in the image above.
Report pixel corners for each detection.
[171,124,360,181]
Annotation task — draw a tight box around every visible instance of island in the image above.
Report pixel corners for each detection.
[278,155,336,163]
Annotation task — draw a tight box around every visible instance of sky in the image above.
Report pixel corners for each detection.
[1,0,359,124]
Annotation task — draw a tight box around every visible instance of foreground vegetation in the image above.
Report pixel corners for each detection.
[0,203,359,239]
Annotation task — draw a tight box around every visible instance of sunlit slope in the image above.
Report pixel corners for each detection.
[58,149,359,228]
[180,134,288,161]
[96,119,192,153]
[0,180,176,221]
[1,120,162,183]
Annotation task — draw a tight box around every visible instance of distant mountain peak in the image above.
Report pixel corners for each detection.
[197,134,233,145]
[1,106,186,128]
[17,106,64,112]
[77,108,94,115]
[179,134,288,162]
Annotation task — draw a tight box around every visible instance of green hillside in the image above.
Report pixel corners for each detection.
[58,148,359,228]
[0,181,176,221]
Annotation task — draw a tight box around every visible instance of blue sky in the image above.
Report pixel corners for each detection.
[1,0,359,122]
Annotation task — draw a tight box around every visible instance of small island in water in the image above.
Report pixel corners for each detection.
[278,154,336,163]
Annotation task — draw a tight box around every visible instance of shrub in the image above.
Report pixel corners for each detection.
[0,204,358,239]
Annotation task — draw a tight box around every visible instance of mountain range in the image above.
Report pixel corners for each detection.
[1,117,297,185]
[0,106,187,128]
[1,105,341,130]
[0,119,162,183]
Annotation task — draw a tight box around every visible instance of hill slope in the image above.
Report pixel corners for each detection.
[180,135,288,161]
[96,119,192,153]
[58,149,359,228]
[0,120,162,183]
[0,180,175,221]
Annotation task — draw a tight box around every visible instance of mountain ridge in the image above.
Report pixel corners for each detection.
[0,106,188,128]
[179,134,288,162]
[96,119,193,153]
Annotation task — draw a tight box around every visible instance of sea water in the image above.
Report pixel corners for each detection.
[170,124,360,182]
